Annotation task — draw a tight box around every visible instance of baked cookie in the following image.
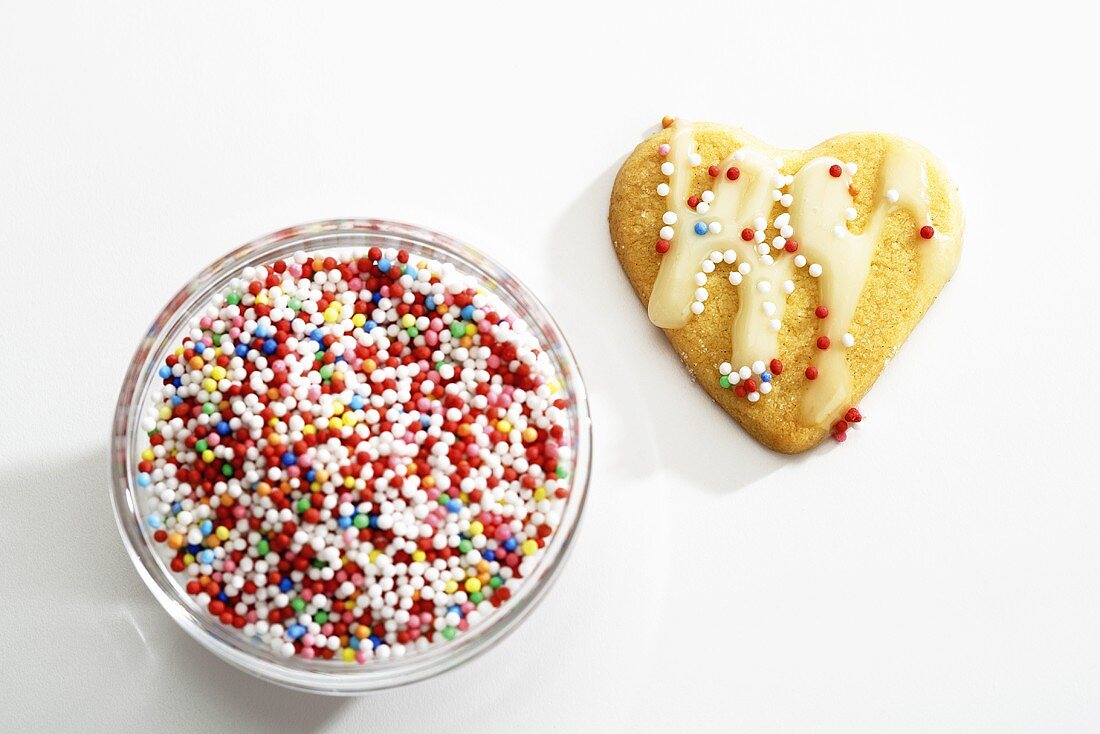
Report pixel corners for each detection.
[609,119,963,453]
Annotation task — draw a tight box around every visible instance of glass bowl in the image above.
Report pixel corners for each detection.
[110,219,591,694]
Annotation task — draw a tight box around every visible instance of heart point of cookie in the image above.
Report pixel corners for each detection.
[609,120,963,453]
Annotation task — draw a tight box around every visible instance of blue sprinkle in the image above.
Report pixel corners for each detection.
[425,296,436,310]
[137,472,151,487]
[171,502,182,514]
[310,329,325,344]
[482,549,495,562]
[279,578,293,592]
[172,377,183,387]
[216,421,231,436]
[761,372,772,383]
[281,452,297,467]
[145,513,162,529]
[369,635,382,649]
[448,604,463,618]
[503,537,518,552]
[235,344,249,357]
[158,365,172,379]
[263,338,277,355]
[460,305,475,321]
[338,516,352,528]
[377,258,391,273]
[171,395,183,406]
[446,498,463,513]
[287,624,307,640]
[198,549,215,564]
[694,221,708,235]
[306,469,316,482]
[216,591,228,602]
[365,320,377,331]
[350,395,365,410]
[420,416,431,428]
[371,292,382,304]
[200,519,213,536]
[336,355,346,363]
[253,324,266,338]
[187,544,201,554]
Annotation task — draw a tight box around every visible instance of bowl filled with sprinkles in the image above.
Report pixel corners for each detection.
[110,219,591,693]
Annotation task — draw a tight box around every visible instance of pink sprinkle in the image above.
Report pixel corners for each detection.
[658,143,671,156]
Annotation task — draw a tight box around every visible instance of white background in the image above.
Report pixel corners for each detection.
[1,2,1097,732]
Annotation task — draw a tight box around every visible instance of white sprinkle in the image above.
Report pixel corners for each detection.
[845,207,858,221]
[696,201,710,214]
[709,250,723,263]
[794,255,807,268]
[719,362,732,375]
[774,213,790,228]
[723,249,737,264]
[689,152,702,166]
[701,190,715,203]
[657,183,670,196]
[739,366,752,380]
[842,333,855,348]
[734,150,747,162]
[774,157,784,167]
[780,225,794,238]
[663,211,678,225]
[886,188,899,203]
[728,372,741,385]
[783,280,795,294]
[709,221,723,235]
[694,272,707,286]
[808,263,823,277]
[771,189,782,201]
[759,382,772,394]
[757,243,770,256]
[752,360,766,374]
[660,161,675,176]
[771,174,786,188]
[785,174,795,186]
[772,236,786,249]
[754,216,767,230]
[762,301,776,316]
[757,281,772,293]
[694,287,709,302]
[660,225,675,240]
[728,272,743,286]
[845,162,858,175]
[701,259,715,274]
[738,262,751,275]
[833,224,847,238]
[760,254,775,266]
[754,230,766,243]
[747,391,760,403]
[690,301,704,315]
[780,194,793,207]
[769,318,782,331]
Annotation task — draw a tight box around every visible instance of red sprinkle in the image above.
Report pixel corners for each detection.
[726,167,740,181]
[817,336,831,350]
[815,305,829,319]
[744,378,757,393]
[833,430,847,443]
[656,239,670,254]
[784,238,799,253]
[834,420,848,434]
[741,228,755,242]
[805,366,819,380]
[845,407,863,423]
[708,165,720,178]
[829,164,843,178]
[920,225,935,239]
[769,359,783,375]
[687,195,700,209]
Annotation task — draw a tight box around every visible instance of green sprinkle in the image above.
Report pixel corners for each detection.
[314,611,328,624]
[458,539,472,554]
[470,592,484,604]
[441,626,457,641]
[195,439,208,452]
[719,375,731,389]
[225,292,240,306]
[555,466,568,479]
[288,297,301,311]
[353,514,369,529]
[221,463,234,477]
[257,539,269,556]
[450,322,465,338]
[406,326,419,337]
[489,576,503,589]
[290,597,305,612]
[319,364,334,380]
[297,497,311,512]
[202,403,216,415]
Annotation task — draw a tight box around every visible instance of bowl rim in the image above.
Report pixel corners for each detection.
[110,218,592,693]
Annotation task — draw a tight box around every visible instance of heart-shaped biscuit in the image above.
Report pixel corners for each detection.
[609,119,963,452]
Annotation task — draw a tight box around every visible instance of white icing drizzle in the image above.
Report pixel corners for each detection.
[647,121,961,429]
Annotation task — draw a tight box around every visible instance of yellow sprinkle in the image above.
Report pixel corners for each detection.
[465,323,476,336]
[202,377,217,392]
[364,359,377,372]
[534,487,547,502]
[183,553,195,565]
[444,580,459,594]
[342,413,357,427]
[497,419,512,433]
[465,578,481,593]
[303,424,316,435]
[521,539,538,556]
[343,476,355,489]
[352,313,366,328]
[548,380,560,394]
[342,648,355,662]
[255,293,269,305]
[412,550,426,562]
[201,449,215,463]
[324,308,339,323]
[141,448,155,462]
[369,549,382,564]
[522,427,537,443]
[401,314,416,328]
[332,401,345,415]
[211,366,226,381]
[328,417,343,431]
[215,526,230,541]
[158,406,171,420]
[469,520,484,536]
